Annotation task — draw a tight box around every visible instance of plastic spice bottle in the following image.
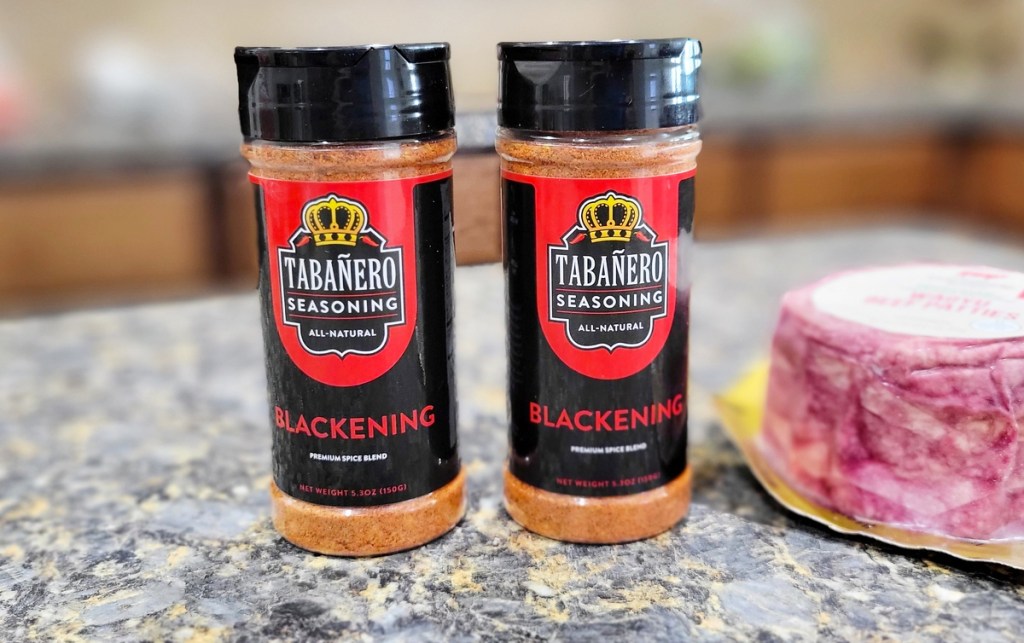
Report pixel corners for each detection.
[235,44,464,556]
[497,39,702,543]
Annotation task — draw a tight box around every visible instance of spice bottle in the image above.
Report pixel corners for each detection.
[235,44,464,556]
[497,39,702,543]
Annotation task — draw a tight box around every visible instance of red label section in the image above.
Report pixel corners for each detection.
[504,170,693,380]
[253,171,449,387]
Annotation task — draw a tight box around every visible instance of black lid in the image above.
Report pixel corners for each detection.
[235,43,455,143]
[498,39,701,132]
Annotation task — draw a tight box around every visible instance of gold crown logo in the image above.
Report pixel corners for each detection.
[579,191,642,242]
[302,194,367,247]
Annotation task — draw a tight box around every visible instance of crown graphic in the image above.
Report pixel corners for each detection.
[579,191,642,242]
[302,194,367,246]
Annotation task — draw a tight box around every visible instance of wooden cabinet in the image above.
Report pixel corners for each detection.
[452,152,501,265]
[762,133,942,229]
[0,170,214,310]
[693,133,745,238]
[1,128,1021,313]
[962,132,1024,231]
[220,163,259,287]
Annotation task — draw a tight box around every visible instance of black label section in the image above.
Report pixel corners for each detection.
[257,177,459,507]
[504,178,691,497]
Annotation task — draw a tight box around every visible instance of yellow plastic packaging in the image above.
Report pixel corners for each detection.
[715,360,1024,570]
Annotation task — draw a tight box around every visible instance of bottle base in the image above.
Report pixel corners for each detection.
[270,469,466,556]
[503,466,692,544]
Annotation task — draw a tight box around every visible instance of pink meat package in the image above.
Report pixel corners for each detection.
[720,264,1024,567]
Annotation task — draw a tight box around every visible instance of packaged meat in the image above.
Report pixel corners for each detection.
[716,264,1024,569]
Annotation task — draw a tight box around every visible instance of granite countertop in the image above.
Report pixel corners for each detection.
[3,226,1024,641]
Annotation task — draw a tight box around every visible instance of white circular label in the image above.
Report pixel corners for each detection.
[810,265,1024,339]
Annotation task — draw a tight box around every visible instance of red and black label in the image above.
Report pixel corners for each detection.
[253,171,459,507]
[503,170,693,497]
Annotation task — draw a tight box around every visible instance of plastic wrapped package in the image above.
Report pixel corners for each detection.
[717,265,1024,568]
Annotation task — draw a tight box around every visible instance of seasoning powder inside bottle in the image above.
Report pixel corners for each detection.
[235,44,464,556]
[497,39,702,543]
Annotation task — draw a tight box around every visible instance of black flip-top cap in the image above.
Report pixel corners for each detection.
[235,43,455,143]
[498,39,701,132]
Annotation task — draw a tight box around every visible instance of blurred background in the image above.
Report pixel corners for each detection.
[0,0,1022,315]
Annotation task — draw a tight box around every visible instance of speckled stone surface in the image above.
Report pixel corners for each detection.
[3,225,1024,641]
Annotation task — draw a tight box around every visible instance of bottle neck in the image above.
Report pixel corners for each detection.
[496,125,699,146]
[496,126,700,178]
[242,131,456,182]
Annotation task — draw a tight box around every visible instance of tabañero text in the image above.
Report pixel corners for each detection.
[282,254,401,319]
